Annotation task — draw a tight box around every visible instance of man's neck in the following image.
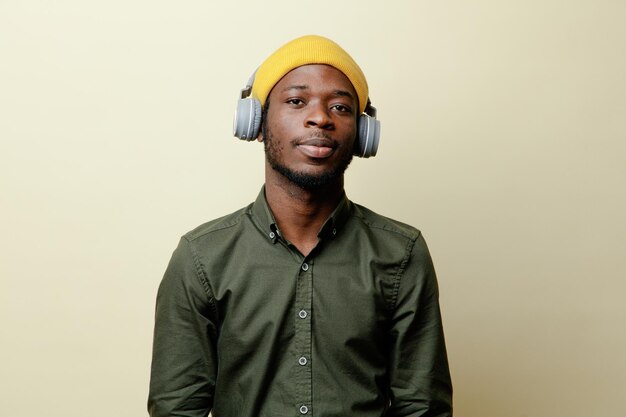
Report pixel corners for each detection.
[264,169,344,257]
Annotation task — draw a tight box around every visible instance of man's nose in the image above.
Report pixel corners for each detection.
[305,103,334,130]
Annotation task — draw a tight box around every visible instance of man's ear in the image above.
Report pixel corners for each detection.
[257,111,266,142]
[257,99,270,142]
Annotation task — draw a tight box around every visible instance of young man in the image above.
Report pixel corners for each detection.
[148,35,453,417]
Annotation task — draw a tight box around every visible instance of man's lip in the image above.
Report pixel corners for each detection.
[297,137,336,148]
[296,137,337,159]
[298,144,334,158]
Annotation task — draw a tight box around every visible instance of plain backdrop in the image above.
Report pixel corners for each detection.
[1,1,625,416]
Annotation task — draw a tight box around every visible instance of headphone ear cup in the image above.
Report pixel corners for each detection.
[233,98,262,141]
[355,113,381,158]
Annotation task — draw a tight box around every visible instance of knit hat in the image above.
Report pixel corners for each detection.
[250,35,369,113]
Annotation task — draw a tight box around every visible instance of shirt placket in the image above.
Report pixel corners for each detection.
[295,258,313,415]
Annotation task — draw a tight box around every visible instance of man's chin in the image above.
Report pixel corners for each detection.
[269,162,351,190]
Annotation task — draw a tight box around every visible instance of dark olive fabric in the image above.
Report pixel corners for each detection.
[148,189,452,417]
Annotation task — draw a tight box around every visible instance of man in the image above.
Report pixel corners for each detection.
[148,35,452,417]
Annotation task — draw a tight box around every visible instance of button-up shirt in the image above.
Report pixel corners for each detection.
[148,188,452,417]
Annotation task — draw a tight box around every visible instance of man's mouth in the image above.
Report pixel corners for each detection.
[296,137,336,159]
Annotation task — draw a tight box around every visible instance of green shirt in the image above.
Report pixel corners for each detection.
[148,188,452,417]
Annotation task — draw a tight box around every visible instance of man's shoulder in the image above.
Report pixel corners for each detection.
[183,203,254,242]
[350,202,423,242]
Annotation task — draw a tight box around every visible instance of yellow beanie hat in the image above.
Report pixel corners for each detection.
[251,35,369,114]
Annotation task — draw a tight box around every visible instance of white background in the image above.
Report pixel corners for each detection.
[1,1,625,416]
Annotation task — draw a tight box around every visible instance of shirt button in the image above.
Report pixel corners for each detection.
[299,405,308,414]
[269,231,275,239]
[298,356,308,366]
[298,310,307,319]
[332,228,337,235]
[301,263,309,271]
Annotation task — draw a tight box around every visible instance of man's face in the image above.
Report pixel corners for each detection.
[261,64,358,190]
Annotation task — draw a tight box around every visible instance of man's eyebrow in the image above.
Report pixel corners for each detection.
[280,86,356,102]
[332,89,355,100]
[282,84,309,92]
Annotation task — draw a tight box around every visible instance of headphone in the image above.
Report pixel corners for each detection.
[233,71,381,158]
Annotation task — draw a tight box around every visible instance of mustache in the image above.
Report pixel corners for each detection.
[291,132,337,148]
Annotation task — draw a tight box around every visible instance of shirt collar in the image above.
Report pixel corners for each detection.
[251,186,280,243]
[250,186,352,243]
[317,192,351,240]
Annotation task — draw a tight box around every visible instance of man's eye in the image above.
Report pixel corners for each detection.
[286,98,304,105]
[332,104,352,113]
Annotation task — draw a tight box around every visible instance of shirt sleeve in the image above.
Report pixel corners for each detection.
[387,233,453,417]
[148,237,218,417]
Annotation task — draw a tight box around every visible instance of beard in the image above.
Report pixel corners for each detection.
[263,123,354,191]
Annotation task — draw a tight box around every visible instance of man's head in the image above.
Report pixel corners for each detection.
[234,35,377,190]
